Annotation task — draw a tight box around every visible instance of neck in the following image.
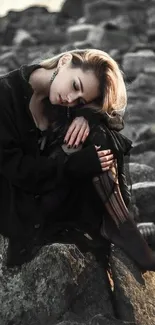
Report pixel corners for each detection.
[29,67,56,100]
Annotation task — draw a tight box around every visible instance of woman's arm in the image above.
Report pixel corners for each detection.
[0,90,105,193]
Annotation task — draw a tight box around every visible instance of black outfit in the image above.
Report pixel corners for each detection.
[1,64,155,271]
[0,64,107,266]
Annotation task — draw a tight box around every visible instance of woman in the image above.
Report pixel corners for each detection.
[0,49,154,270]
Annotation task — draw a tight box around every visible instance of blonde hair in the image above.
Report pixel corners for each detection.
[40,49,127,117]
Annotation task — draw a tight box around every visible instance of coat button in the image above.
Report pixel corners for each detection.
[34,223,40,229]
[34,194,40,200]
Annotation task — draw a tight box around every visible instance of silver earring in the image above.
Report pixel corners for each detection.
[50,69,58,84]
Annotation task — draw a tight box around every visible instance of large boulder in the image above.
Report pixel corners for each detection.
[132,181,155,222]
[0,243,114,325]
[110,246,155,325]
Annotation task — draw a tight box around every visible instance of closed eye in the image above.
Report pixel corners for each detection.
[73,81,79,91]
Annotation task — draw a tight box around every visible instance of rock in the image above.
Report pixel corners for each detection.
[87,22,131,51]
[0,67,8,76]
[124,99,155,124]
[0,243,113,325]
[147,6,155,29]
[132,182,155,222]
[129,163,155,184]
[32,28,67,45]
[13,29,37,47]
[130,138,155,155]
[67,24,94,42]
[90,314,135,325]
[134,124,155,142]
[0,51,20,71]
[123,50,155,79]
[129,73,155,94]
[84,0,122,24]
[130,151,155,169]
[60,0,84,20]
[110,246,155,325]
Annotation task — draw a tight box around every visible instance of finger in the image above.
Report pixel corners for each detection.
[64,123,76,143]
[102,166,110,172]
[99,154,114,162]
[79,127,90,144]
[73,124,88,147]
[100,159,114,168]
[97,149,112,158]
[67,125,83,147]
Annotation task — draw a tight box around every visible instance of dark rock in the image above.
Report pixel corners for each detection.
[124,99,155,124]
[129,73,155,94]
[87,23,131,52]
[67,24,94,42]
[0,51,20,70]
[132,181,155,222]
[134,124,155,142]
[130,138,155,155]
[0,243,113,325]
[110,246,155,325]
[90,314,135,325]
[84,0,122,24]
[123,50,155,79]
[129,163,155,184]
[130,151,155,169]
[59,0,84,20]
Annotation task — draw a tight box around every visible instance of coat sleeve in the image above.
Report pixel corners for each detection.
[0,81,102,193]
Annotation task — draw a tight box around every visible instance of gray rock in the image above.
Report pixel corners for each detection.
[110,246,155,325]
[0,243,113,325]
[130,151,155,169]
[90,314,135,325]
[84,0,122,24]
[129,163,155,184]
[60,0,84,20]
[132,181,155,222]
[0,51,20,70]
[124,99,155,124]
[130,138,155,155]
[87,23,131,52]
[67,24,94,42]
[129,73,155,94]
[134,124,155,142]
[13,29,37,47]
[123,50,155,79]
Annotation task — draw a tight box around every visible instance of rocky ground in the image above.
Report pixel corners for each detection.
[0,0,155,324]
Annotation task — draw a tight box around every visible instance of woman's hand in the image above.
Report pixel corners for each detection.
[95,146,114,172]
[64,117,90,147]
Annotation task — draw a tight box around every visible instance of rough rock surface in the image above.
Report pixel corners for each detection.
[110,246,155,325]
[0,242,112,325]
[132,182,155,223]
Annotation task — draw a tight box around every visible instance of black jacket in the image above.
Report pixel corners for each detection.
[0,64,103,240]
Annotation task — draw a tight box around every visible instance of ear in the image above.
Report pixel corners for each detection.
[58,53,72,68]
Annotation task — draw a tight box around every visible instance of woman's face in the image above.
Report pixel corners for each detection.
[49,60,100,107]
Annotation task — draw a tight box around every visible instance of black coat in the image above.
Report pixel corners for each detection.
[0,64,104,243]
